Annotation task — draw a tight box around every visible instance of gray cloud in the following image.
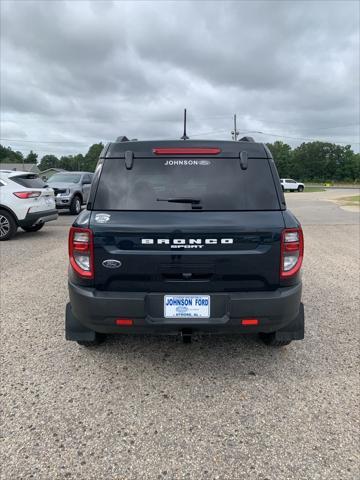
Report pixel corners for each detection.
[0,0,359,158]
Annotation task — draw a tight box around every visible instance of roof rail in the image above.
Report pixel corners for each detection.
[239,136,255,142]
[116,136,130,142]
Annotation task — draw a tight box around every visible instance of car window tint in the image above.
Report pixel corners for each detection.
[48,174,81,183]
[94,157,280,211]
[11,174,46,188]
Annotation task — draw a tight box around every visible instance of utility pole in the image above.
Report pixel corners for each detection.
[231,114,239,141]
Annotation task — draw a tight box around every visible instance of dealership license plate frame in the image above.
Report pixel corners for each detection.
[164,295,210,319]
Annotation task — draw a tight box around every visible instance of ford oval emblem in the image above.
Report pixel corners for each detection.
[102,259,122,269]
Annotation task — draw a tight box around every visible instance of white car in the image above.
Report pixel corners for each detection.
[0,170,58,240]
[280,178,305,192]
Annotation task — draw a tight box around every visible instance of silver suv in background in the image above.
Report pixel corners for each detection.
[47,172,93,215]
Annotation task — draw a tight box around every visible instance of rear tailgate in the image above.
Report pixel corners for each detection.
[10,173,55,211]
[91,211,284,292]
[90,142,284,293]
[30,188,55,212]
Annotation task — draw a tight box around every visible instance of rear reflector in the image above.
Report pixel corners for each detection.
[153,148,221,155]
[241,318,259,326]
[115,318,133,326]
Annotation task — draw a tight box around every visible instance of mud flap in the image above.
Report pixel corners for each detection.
[274,302,305,341]
[65,303,96,341]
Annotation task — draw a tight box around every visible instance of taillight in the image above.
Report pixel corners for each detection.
[153,147,221,155]
[280,228,304,279]
[69,227,94,278]
[13,191,41,199]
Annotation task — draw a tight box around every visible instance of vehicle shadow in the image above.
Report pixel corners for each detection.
[11,228,56,240]
[79,333,299,381]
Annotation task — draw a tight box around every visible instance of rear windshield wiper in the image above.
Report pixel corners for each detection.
[156,197,201,205]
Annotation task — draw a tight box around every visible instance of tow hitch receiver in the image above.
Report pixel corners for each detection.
[181,329,193,344]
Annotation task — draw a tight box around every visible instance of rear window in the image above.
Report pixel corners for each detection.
[48,173,81,183]
[11,174,46,188]
[93,157,280,211]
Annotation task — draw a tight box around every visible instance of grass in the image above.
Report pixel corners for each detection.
[303,187,326,192]
[338,195,360,205]
[284,187,325,193]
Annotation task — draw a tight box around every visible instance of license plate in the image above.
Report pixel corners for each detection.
[44,196,54,206]
[164,295,210,319]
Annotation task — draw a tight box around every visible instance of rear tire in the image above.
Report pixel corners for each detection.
[259,332,292,347]
[0,209,17,241]
[76,333,106,347]
[22,223,44,232]
[70,195,82,215]
[297,185,304,192]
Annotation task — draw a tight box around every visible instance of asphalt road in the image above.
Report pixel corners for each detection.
[1,190,359,480]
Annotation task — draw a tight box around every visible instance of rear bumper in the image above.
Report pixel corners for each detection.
[18,209,58,228]
[67,281,303,337]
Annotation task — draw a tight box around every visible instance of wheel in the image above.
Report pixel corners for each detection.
[69,195,82,215]
[77,333,106,347]
[281,186,285,192]
[297,185,304,192]
[0,209,17,241]
[259,332,292,347]
[22,223,44,232]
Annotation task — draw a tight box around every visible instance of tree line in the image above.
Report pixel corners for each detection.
[267,141,359,183]
[1,140,359,182]
[0,143,104,173]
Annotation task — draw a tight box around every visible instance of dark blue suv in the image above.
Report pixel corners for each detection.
[66,138,304,347]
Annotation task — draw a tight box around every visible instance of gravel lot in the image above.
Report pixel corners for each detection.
[1,190,359,480]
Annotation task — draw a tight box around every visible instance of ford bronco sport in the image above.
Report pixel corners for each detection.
[66,137,304,347]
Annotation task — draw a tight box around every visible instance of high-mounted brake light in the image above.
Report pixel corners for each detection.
[280,227,304,279]
[69,227,94,278]
[153,148,221,155]
[13,191,41,199]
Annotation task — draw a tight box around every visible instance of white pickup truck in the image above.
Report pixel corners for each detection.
[280,178,305,192]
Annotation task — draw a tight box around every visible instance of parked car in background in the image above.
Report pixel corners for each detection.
[0,170,57,241]
[47,172,94,215]
[280,178,305,192]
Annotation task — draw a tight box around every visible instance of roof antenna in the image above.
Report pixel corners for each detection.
[181,108,189,140]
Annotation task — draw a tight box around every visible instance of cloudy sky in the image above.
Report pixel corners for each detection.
[0,0,359,158]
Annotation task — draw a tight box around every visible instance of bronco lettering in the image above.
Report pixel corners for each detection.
[141,238,234,247]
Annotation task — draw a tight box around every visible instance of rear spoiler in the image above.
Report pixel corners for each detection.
[105,140,268,159]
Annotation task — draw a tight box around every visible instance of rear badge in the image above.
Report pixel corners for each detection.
[95,213,110,223]
[164,160,211,166]
[102,259,122,269]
